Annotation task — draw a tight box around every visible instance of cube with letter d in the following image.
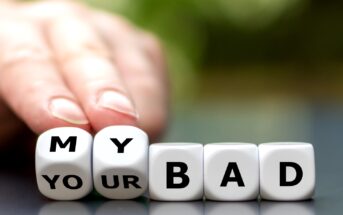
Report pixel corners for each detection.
[259,142,315,201]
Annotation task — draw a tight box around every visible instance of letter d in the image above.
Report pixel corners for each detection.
[280,162,303,186]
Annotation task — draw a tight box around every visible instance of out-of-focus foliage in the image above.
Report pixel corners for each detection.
[83,0,318,99]
[83,0,208,100]
[189,0,303,30]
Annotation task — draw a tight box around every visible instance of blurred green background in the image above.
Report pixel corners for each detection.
[82,0,343,142]
[83,0,343,99]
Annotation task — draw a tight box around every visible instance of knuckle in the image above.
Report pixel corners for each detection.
[140,32,167,73]
[110,14,135,31]
[142,32,164,56]
[96,12,135,34]
[26,80,50,95]
[60,43,111,65]
[0,18,52,69]
[0,45,51,70]
[41,0,82,12]
[25,0,86,21]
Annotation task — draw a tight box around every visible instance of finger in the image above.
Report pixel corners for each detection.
[46,15,138,132]
[91,12,169,140]
[0,18,90,134]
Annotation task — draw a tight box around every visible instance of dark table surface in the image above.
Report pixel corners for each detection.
[0,100,342,214]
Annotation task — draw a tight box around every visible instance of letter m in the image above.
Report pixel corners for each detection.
[50,136,77,152]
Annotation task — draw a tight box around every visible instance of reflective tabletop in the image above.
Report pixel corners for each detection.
[0,100,342,214]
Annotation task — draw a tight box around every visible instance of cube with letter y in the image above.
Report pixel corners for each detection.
[35,127,93,200]
[93,126,149,199]
[259,142,315,201]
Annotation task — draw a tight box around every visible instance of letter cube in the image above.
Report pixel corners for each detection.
[259,142,315,201]
[204,143,259,201]
[93,126,148,199]
[35,127,93,200]
[149,143,203,201]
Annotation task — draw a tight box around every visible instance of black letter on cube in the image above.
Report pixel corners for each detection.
[280,162,303,186]
[42,175,83,190]
[101,175,120,189]
[50,136,77,152]
[166,162,190,188]
[63,175,83,190]
[42,175,60,189]
[123,175,141,189]
[110,138,133,153]
[101,175,142,189]
[220,162,245,187]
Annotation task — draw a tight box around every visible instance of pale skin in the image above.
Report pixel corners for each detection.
[0,0,169,149]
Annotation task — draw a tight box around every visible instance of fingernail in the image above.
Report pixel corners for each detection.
[97,91,138,118]
[49,98,89,125]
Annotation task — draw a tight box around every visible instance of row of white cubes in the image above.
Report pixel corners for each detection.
[36,126,315,201]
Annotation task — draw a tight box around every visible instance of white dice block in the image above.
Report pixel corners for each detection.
[259,142,315,201]
[149,143,203,201]
[93,126,148,199]
[204,143,259,201]
[35,127,93,200]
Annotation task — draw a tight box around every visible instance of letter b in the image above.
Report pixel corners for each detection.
[166,162,190,188]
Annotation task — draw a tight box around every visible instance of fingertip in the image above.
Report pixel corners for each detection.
[29,98,92,135]
[96,90,138,119]
[31,115,92,135]
[85,105,138,133]
[49,97,89,125]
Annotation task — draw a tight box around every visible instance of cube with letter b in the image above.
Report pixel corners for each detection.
[259,142,315,201]
[35,127,93,200]
[93,126,149,199]
[149,143,203,201]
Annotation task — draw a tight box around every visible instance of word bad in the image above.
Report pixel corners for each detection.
[35,126,315,201]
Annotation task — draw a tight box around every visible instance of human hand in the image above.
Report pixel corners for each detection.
[0,0,169,147]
